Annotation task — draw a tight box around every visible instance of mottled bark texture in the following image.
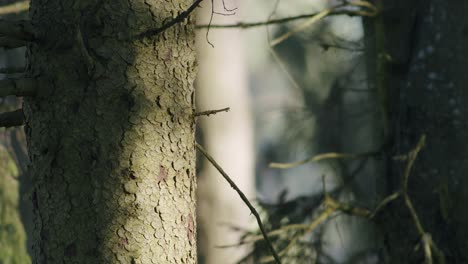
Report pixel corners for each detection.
[366,0,468,262]
[0,145,31,263]
[24,0,197,263]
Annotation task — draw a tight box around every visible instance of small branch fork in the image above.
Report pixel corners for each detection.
[400,135,445,264]
[196,143,282,264]
[137,0,204,39]
[264,135,445,263]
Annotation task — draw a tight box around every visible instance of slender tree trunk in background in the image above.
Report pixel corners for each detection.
[366,0,468,262]
[0,145,30,263]
[24,0,197,263]
[196,1,255,263]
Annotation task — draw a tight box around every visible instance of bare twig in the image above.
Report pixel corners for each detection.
[217,222,312,249]
[197,1,378,31]
[260,205,334,263]
[137,0,203,39]
[194,107,230,117]
[0,78,37,97]
[0,19,34,41]
[270,6,337,47]
[0,67,25,74]
[196,143,282,264]
[0,109,24,128]
[402,135,426,235]
[369,192,400,218]
[401,135,445,264]
[0,36,27,49]
[269,151,380,169]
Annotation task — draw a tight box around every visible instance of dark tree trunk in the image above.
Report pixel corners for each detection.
[366,0,468,262]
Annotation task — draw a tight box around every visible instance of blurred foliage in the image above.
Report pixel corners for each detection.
[0,145,30,264]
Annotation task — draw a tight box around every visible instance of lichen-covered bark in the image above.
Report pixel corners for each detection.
[366,0,468,262]
[0,145,31,263]
[24,0,197,263]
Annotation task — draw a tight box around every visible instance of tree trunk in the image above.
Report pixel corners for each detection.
[196,1,255,263]
[24,0,197,263]
[366,0,468,262]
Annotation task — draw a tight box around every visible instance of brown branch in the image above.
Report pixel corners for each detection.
[194,107,230,117]
[217,222,312,249]
[197,1,378,30]
[369,192,400,218]
[260,205,334,263]
[0,78,37,97]
[401,135,445,264]
[137,0,203,39]
[197,10,347,29]
[269,151,380,169]
[0,109,24,128]
[0,36,27,49]
[0,67,25,74]
[196,142,282,264]
[0,1,29,16]
[402,135,426,235]
[0,19,35,41]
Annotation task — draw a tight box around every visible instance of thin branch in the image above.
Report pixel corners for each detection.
[269,1,377,46]
[402,135,426,236]
[0,78,37,97]
[270,6,337,47]
[221,0,237,12]
[324,195,371,218]
[369,192,400,218]
[401,135,445,264]
[0,36,27,49]
[0,109,24,128]
[269,151,380,169]
[197,9,347,29]
[0,19,35,41]
[194,107,230,117]
[217,222,312,249]
[196,142,282,264]
[197,1,378,30]
[260,200,335,263]
[137,0,203,39]
[205,0,215,47]
[0,67,25,74]
[0,0,29,16]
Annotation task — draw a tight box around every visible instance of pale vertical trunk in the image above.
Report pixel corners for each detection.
[196,1,255,263]
[25,0,197,263]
